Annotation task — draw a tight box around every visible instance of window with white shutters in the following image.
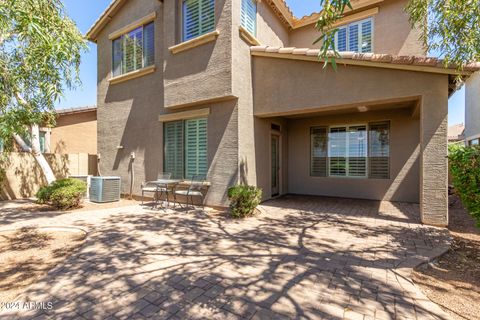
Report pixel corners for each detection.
[369,121,390,179]
[183,0,215,41]
[164,119,208,179]
[112,22,154,77]
[311,127,328,177]
[335,18,373,53]
[241,0,256,35]
[311,122,389,179]
[329,127,348,176]
[185,119,208,179]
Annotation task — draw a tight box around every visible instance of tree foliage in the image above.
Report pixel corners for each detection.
[316,0,480,69]
[0,0,87,148]
[449,144,480,227]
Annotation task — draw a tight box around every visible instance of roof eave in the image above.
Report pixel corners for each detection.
[85,0,126,42]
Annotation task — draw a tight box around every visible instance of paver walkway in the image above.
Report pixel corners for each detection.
[0,196,451,319]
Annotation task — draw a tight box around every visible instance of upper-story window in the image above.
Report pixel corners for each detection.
[182,0,215,41]
[241,0,256,35]
[335,18,373,53]
[112,22,154,77]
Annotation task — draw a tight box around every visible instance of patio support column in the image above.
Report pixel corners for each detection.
[420,93,448,227]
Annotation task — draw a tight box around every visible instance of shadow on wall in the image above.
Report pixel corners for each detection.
[104,83,239,206]
[0,153,95,200]
[53,140,67,154]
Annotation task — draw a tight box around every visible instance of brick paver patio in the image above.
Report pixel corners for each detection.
[0,196,451,319]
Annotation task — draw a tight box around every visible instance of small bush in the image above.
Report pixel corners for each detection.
[227,185,262,218]
[449,144,480,227]
[36,178,87,210]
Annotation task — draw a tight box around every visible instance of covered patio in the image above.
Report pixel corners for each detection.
[250,49,454,226]
[1,196,450,319]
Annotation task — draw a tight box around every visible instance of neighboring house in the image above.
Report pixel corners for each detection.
[465,72,480,146]
[86,0,480,226]
[0,106,97,154]
[50,106,98,154]
[447,123,465,144]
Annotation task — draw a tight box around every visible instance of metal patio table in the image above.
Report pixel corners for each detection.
[152,179,182,209]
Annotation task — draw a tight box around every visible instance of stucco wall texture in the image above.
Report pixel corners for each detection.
[288,0,425,56]
[252,57,448,226]
[50,111,97,154]
[94,0,448,224]
[465,72,480,142]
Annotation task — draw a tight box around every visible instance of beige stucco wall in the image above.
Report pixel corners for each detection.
[95,0,239,206]
[255,1,289,47]
[96,0,165,200]
[50,111,97,154]
[252,57,446,116]
[0,153,97,200]
[287,0,425,56]
[465,72,480,142]
[163,0,233,108]
[252,56,449,225]
[286,108,419,202]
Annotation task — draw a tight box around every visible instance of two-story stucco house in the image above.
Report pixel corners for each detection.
[87,0,479,226]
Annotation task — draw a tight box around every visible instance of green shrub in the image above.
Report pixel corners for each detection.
[36,178,87,210]
[227,185,262,218]
[448,144,480,227]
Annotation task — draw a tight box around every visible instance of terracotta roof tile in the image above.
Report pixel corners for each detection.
[250,46,480,74]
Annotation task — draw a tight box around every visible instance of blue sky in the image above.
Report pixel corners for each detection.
[58,0,465,125]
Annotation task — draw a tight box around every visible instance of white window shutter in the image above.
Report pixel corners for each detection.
[241,0,256,35]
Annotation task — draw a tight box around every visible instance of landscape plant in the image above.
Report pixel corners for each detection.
[227,185,262,218]
[448,144,480,227]
[0,0,88,184]
[36,178,87,210]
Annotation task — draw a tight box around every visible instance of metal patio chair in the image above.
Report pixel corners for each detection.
[141,172,172,205]
[174,174,206,210]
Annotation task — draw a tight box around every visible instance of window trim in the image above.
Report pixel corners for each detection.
[163,117,208,180]
[334,17,374,53]
[108,12,157,40]
[109,65,156,84]
[310,121,391,179]
[181,0,216,43]
[110,21,155,81]
[169,29,220,54]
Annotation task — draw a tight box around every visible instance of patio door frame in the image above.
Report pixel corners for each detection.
[270,129,282,198]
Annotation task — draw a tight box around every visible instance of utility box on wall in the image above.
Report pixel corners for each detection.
[89,176,121,203]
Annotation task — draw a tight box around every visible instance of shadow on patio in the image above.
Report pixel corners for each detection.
[3,195,450,319]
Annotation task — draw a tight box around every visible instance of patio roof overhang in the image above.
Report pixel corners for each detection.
[251,46,480,97]
[254,96,420,119]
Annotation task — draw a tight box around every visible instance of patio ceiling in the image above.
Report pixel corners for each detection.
[256,97,419,119]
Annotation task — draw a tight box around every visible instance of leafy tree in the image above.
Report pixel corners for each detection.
[449,144,480,227]
[315,0,480,69]
[0,0,87,183]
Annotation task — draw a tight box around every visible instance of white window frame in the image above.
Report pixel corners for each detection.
[327,124,368,178]
[334,17,374,53]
